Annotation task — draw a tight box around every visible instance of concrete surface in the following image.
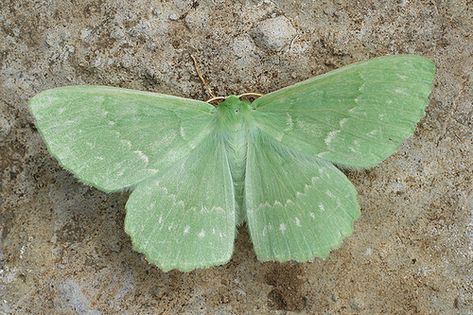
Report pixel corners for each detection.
[1,1,472,314]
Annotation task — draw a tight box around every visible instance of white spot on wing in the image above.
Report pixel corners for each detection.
[214,206,225,214]
[335,199,342,208]
[339,118,348,127]
[134,150,149,164]
[325,190,335,198]
[294,217,301,226]
[183,225,190,235]
[121,140,132,148]
[367,129,379,137]
[279,223,286,233]
[397,74,408,80]
[309,212,316,219]
[285,113,294,131]
[147,168,159,174]
[395,88,404,94]
[198,229,206,238]
[324,130,340,146]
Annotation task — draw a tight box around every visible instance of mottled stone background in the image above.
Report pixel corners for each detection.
[1,1,472,314]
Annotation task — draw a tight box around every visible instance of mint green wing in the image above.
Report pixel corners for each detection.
[251,55,436,168]
[29,86,216,192]
[125,132,236,271]
[245,130,360,261]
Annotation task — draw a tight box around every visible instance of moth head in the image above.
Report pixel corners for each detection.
[218,95,245,112]
[215,95,253,129]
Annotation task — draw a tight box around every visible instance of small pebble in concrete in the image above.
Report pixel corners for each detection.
[168,13,179,21]
[251,15,297,51]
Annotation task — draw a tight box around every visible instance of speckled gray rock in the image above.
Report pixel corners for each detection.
[232,35,256,58]
[56,279,101,315]
[184,6,209,30]
[251,15,297,51]
[232,35,260,68]
[0,111,12,140]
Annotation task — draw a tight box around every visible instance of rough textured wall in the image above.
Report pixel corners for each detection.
[1,1,472,314]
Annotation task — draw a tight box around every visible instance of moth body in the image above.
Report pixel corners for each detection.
[217,96,255,223]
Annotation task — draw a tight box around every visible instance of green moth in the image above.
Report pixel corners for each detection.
[29,55,435,272]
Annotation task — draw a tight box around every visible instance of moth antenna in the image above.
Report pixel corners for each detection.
[237,92,264,101]
[206,96,226,104]
[190,54,216,99]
